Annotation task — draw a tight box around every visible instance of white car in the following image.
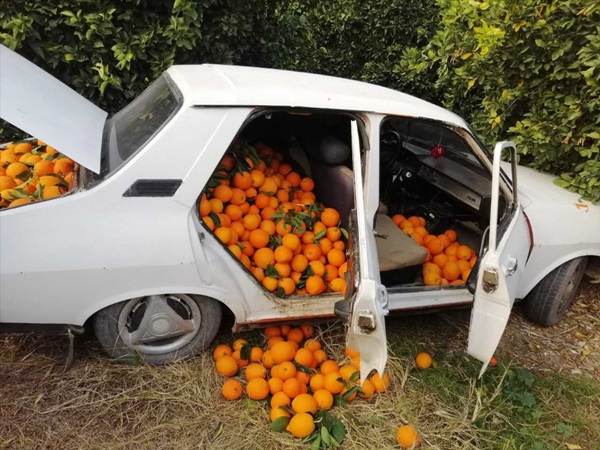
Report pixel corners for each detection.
[1,45,598,378]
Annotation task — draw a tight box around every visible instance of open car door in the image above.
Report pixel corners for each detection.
[335,120,388,383]
[468,141,530,376]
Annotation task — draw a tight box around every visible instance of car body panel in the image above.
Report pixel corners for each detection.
[0,45,107,173]
[166,65,470,131]
[500,162,600,298]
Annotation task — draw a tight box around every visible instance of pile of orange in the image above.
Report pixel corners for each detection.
[213,323,391,440]
[200,143,347,297]
[0,140,76,209]
[391,214,477,286]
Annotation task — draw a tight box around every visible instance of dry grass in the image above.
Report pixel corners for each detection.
[2,283,599,449]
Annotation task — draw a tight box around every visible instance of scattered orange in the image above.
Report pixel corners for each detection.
[415,352,433,369]
[213,344,233,360]
[246,378,269,400]
[222,379,243,400]
[215,356,238,377]
[396,425,421,449]
[286,412,315,438]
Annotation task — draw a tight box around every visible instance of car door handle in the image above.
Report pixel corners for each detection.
[505,256,518,277]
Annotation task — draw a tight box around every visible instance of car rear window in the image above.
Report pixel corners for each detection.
[93,74,183,181]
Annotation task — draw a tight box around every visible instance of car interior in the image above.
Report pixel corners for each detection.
[214,110,505,292]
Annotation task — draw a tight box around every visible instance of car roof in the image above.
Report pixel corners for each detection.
[166,64,470,130]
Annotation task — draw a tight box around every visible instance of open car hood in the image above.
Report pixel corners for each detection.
[0,45,107,173]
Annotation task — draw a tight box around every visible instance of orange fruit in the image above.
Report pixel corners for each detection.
[294,348,315,367]
[280,325,291,337]
[359,379,375,399]
[215,356,238,377]
[259,219,276,235]
[423,271,442,286]
[286,328,304,344]
[286,412,315,438]
[422,262,441,276]
[302,231,316,244]
[6,162,29,178]
[261,349,276,369]
[326,248,346,267]
[0,176,17,191]
[457,259,470,274]
[426,238,444,256]
[253,247,275,269]
[285,172,301,187]
[340,384,358,402]
[325,265,339,282]
[262,276,278,292]
[246,378,269,400]
[320,360,339,375]
[264,326,282,339]
[305,276,326,295]
[300,177,314,192]
[339,364,359,381]
[407,216,421,227]
[396,425,420,449]
[268,376,284,395]
[313,350,328,365]
[457,245,472,260]
[271,391,292,409]
[230,188,247,206]
[309,260,325,277]
[202,216,215,230]
[268,336,284,348]
[274,245,293,263]
[444,229,457,242]
[303,339,321,352]
[461,268,471,281]
[251,267,265,282]
[274,263,292,278]
[370,372,390,392]
[214,227,232,245]
[232,338,248,352]
[415,352,433,369]
[442,261,461,282]
[278,277,296,295]
[33,159,54,177]
[8,198,32,208]
[12,142,33,154]
[41,185,65,200]
[432,254,449,269]
[271,341,296,363]
[282,377,303,399]
[309,373,325,391]
[445,245,458,257]
[213,184,233,203]
[278,361,298,381]
[350,355,361,369]
[323,372,344,394]
[241,214,260,231]
[213,344,233,360]
[209,198,224,214]
[245,363,268,381]
[249,347,264,363]
[291,393,318,414]
[392,214,406,226]
[233,171,253,190]
[291,254,309,273]
[250,169,265,188]
[281,233,301,251]
[54,158,75,176]
[270,407,291,422]
[313,389,334,410]
[321,208,341,227]
[470,256,477,268]
[221,379,243,400]
[437,234,451,250]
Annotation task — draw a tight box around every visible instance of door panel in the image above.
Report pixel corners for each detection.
[468,142,530,376]
[344,120,389,383]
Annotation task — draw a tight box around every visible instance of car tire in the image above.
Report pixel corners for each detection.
[524,257,588,327]
[93,294,222,365]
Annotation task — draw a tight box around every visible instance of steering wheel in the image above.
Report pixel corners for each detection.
[380,130,403,174]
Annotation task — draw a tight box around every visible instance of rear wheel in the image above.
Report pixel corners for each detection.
[524,257,587,327]
[93,294,222,364]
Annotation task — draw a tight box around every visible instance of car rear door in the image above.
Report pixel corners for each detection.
[468,141,530,375]
[335,120,389,383]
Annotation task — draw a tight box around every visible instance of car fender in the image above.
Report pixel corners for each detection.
[77,283,243,327]
[518,247,598,299]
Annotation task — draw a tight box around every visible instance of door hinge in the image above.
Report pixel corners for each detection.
[357,311,376,332]
[482,268,498,293]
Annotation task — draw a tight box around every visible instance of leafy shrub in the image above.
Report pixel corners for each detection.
[401,0,600,202]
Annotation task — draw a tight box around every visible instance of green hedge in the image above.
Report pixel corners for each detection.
[400,0,600,202]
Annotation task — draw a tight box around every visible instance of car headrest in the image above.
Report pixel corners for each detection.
[319,135,350,165]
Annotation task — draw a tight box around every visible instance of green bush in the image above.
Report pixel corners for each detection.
[0,0,277,113]
[401,0,600,202]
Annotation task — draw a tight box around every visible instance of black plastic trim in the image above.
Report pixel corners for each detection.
[123,179,182,197]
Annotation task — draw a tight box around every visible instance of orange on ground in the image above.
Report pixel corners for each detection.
[370,372,390,392]
[270,391,291,409]
[313,389,334,410]
[359,379,375,399]
[245,363,267,381]
[286,412,315,438]
[291,393,318,414]
[221,379,243,400]
[339,364,359,381]
[213,344,233,360]
[397,425,421,449]
[246,378,269,400]
[270,407,291,422]
[215,356,238,377]
[323,372,344,394]
[415,352,433,369]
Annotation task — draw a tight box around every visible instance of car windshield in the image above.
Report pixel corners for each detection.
[88,74,182,183]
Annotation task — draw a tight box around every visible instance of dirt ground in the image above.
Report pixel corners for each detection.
[0,278,598,449]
